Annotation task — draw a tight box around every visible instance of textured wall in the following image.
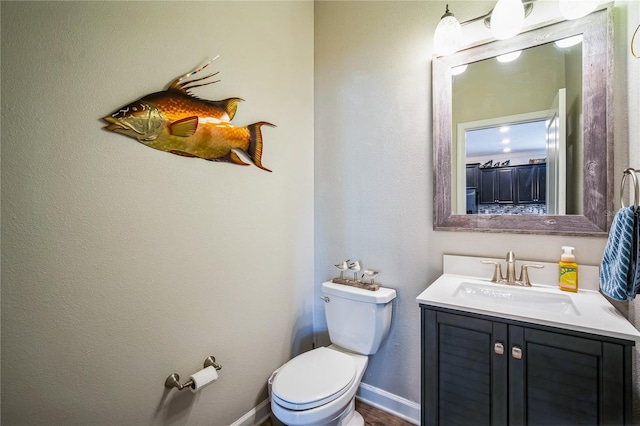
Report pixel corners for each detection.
[2,0,639,423]
[1,2,313,425]
[314,0,640,409]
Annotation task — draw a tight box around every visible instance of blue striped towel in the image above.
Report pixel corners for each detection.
[600,206,639,300]
[632,208,640,296]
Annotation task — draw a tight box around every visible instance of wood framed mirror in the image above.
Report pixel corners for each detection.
[433,7,613,236]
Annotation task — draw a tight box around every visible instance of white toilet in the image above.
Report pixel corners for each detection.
[270,281,396,426]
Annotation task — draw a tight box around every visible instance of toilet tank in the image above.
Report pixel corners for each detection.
[321,281,396,355]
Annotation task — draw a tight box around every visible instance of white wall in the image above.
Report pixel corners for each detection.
[1,2,313,425]
[314,0,640,414]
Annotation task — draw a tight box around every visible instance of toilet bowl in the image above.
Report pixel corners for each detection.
[271,345,368,426]
[270,281,396,426]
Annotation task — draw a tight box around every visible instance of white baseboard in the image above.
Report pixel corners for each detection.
[356,382,421,425]
[230,398,271,426]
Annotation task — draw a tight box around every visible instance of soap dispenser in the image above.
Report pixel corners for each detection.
[559,246,578,292]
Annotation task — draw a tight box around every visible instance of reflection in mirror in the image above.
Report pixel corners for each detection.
[462,120,548,215]
[433,7,613,235]
[454,38,582,217]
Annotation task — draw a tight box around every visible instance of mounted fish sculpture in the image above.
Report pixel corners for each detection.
[103,58,275,172]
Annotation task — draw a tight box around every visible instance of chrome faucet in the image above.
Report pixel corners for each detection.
[505,251,517,284]
[482,252,544,286]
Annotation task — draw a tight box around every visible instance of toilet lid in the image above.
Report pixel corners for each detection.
[272,347,357,410]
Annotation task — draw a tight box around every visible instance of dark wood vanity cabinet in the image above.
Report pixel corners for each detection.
[421,306,633,425]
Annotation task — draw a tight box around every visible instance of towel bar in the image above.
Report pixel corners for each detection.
[620,168,639,210]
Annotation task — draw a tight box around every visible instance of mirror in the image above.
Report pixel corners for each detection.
[433,7,613,235]
[455,40,581,216]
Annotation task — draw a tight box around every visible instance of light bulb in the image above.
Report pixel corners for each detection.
[554,34,583,48]
[451,64,468,76]
[434,5,463,56]
[559,0,599,20]
[496,50,522,63]
[490,0,525,40]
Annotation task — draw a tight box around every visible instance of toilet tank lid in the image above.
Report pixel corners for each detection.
[322,281,396,304]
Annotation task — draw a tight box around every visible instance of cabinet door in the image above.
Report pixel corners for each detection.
[479,169,496,204]
[496,168,515,203]
[515,166,536,203]
[537,165,546,202]
[516,165,546,204]
[508,326,627,425]
[467,164,480,188]
[422,309,508,426]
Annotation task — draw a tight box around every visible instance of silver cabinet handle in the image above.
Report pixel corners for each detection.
[512,346,522,359]
[494,342,504,355]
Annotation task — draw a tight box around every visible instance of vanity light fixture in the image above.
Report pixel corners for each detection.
[559,0,600,20]
[496,50,522,63]
[501,138,511,144]
[433,1,534,57]
[503,147,512,153]
[433,4,463,57]
[500,126,510,133]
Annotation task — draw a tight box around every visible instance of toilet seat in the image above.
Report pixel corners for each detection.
[272,347,357,410]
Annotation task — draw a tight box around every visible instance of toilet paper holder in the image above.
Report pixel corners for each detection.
[164,356,222,391]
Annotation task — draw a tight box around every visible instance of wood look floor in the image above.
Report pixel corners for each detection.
[261,400,414,426]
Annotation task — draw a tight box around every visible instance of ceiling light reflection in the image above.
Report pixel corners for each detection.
[451,64,468,76]
[555,34,583,48]
[496,50,522,63]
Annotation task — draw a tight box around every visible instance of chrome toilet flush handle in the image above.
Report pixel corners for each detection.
[320,296,330,303]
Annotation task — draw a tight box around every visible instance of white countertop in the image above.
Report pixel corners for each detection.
[417,271,640,343]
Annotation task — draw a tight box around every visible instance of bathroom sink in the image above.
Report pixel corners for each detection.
[416,256,640,342]
[452,282,580,316]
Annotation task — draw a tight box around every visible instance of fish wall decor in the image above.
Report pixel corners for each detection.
[103,58,275,172]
